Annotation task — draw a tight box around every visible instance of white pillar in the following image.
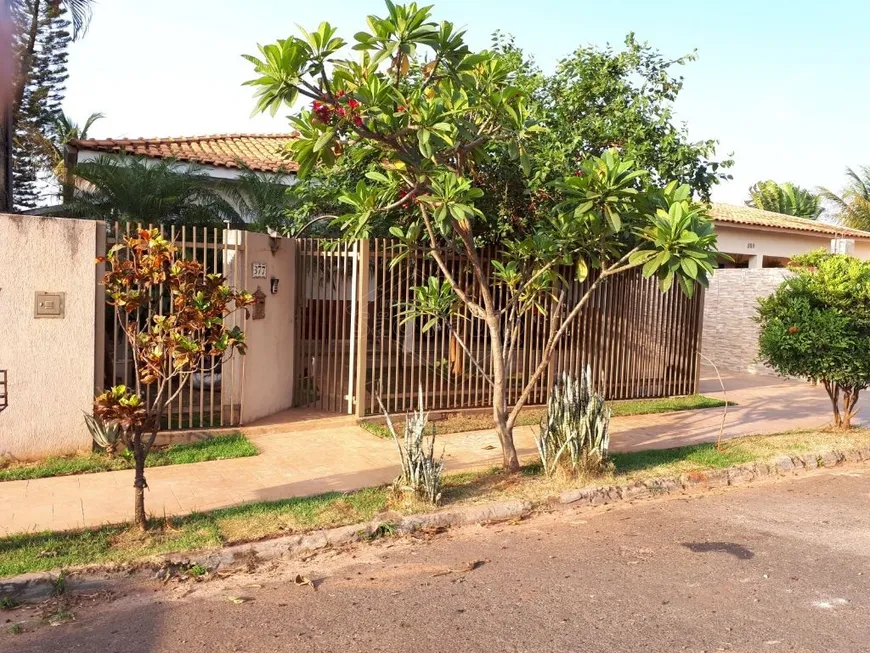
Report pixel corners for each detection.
[748,254,764,269]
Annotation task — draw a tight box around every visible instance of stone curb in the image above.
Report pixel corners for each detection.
[0,499,532,604]
[557,446,868,507]
[3,445,868,603]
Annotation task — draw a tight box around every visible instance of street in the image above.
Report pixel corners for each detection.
[8,468,870,652]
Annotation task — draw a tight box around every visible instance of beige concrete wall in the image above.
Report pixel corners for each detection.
[0,215,101,460]
[236,233,297,424]
[716,224,870,263]
[701,268,792,376]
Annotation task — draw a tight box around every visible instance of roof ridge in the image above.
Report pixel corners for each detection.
[72,132,295,146]
[710,202,870,239]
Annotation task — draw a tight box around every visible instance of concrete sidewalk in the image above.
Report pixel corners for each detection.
[0,368,860,535]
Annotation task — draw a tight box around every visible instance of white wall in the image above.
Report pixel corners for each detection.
[0,215,101,460]
[716,224,870,263]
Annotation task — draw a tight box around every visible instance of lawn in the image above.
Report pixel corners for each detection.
[1,427,865,578]
[0,434,258,483]
[360,394,730,439]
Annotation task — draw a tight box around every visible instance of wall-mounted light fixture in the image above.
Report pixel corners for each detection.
[270,276,279,295]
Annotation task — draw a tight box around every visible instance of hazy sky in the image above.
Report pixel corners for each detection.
[63,0,870,205]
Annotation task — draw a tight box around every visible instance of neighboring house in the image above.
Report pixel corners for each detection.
[68,134,870,264]
[710,204,870,266]
[69,133,298,183]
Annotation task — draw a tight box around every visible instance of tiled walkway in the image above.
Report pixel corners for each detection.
[0,369,860,535]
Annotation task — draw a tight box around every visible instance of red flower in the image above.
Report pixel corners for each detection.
[397,105,406,112]
[353,115,363,127]
[788,326,800,334]
[348,98,360,109]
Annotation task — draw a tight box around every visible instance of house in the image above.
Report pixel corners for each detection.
[68,133,298,183]
[70,133,870,264]
[710,203,870,266]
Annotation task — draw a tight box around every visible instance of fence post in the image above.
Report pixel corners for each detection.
[355,239,371,417]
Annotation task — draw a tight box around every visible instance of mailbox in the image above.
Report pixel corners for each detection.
[252,287,266,320]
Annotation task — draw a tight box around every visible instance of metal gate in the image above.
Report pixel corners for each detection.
[294,239,360,413]
[102,222,247,430]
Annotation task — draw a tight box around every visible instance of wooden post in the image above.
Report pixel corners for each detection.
[354,240,370,417]
[693,284,706,395]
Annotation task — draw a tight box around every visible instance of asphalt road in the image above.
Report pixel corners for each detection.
[8,468,870,652]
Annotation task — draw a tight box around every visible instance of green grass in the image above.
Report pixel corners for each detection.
[1,427,866,579]
[0,433,258,482]
[361,394,730,439]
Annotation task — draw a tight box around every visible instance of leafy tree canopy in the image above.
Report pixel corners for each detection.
[267,26,732,237]
[757,251,870,428]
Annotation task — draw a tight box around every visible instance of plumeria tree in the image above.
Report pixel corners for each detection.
[95,230,252,529]
[244,1,721,471]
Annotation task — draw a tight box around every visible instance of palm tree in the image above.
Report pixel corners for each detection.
[63,154,242,226]
[222,166,298,233]
[40,110,103,203]
[819,167,870,231]
[746,180,822,220]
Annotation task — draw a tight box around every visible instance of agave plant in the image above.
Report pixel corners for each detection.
[83,413,120,456]
[536,368,611,477]
[377,387,444,505]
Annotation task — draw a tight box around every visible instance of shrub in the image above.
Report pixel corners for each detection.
[535,369,611,476]
[757,251,870,429]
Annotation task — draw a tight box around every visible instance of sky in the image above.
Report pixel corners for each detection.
[62,0,870,205]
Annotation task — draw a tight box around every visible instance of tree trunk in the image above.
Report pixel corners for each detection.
[132,434,148,530]
[823,380,841,428]
[842,388,859,430]
[488,316,520,472]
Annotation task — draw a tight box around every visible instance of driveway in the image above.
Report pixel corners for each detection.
[9,468,870,652]
[0,368,859,535]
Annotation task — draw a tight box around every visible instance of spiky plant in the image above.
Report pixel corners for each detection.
[536,368,611,477]
[377,387,444,505]
[83,413,119,456]
[746,180,822,220]
[819,166,870,231]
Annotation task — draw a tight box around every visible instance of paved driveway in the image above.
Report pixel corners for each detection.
[0,368,861,535]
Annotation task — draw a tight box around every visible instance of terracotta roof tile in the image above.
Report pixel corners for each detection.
[710,203,870,240]
[69,133,299,173]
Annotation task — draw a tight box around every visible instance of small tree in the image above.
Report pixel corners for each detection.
[757,251,870,429]
[244,1,721,471]
[95,229,252,529]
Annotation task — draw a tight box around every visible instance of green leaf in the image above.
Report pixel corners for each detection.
[313,128,335,152]
[680,257,698,279]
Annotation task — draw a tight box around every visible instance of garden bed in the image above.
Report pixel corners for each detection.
[0,427,864,578]
[0,433,257,483]
[360,394,730,438]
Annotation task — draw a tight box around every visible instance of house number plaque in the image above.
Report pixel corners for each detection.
[252,262,267,279]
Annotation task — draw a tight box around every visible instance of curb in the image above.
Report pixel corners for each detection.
[2,446,867,603]
[557,447,868,507]
[0,499,532,604]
